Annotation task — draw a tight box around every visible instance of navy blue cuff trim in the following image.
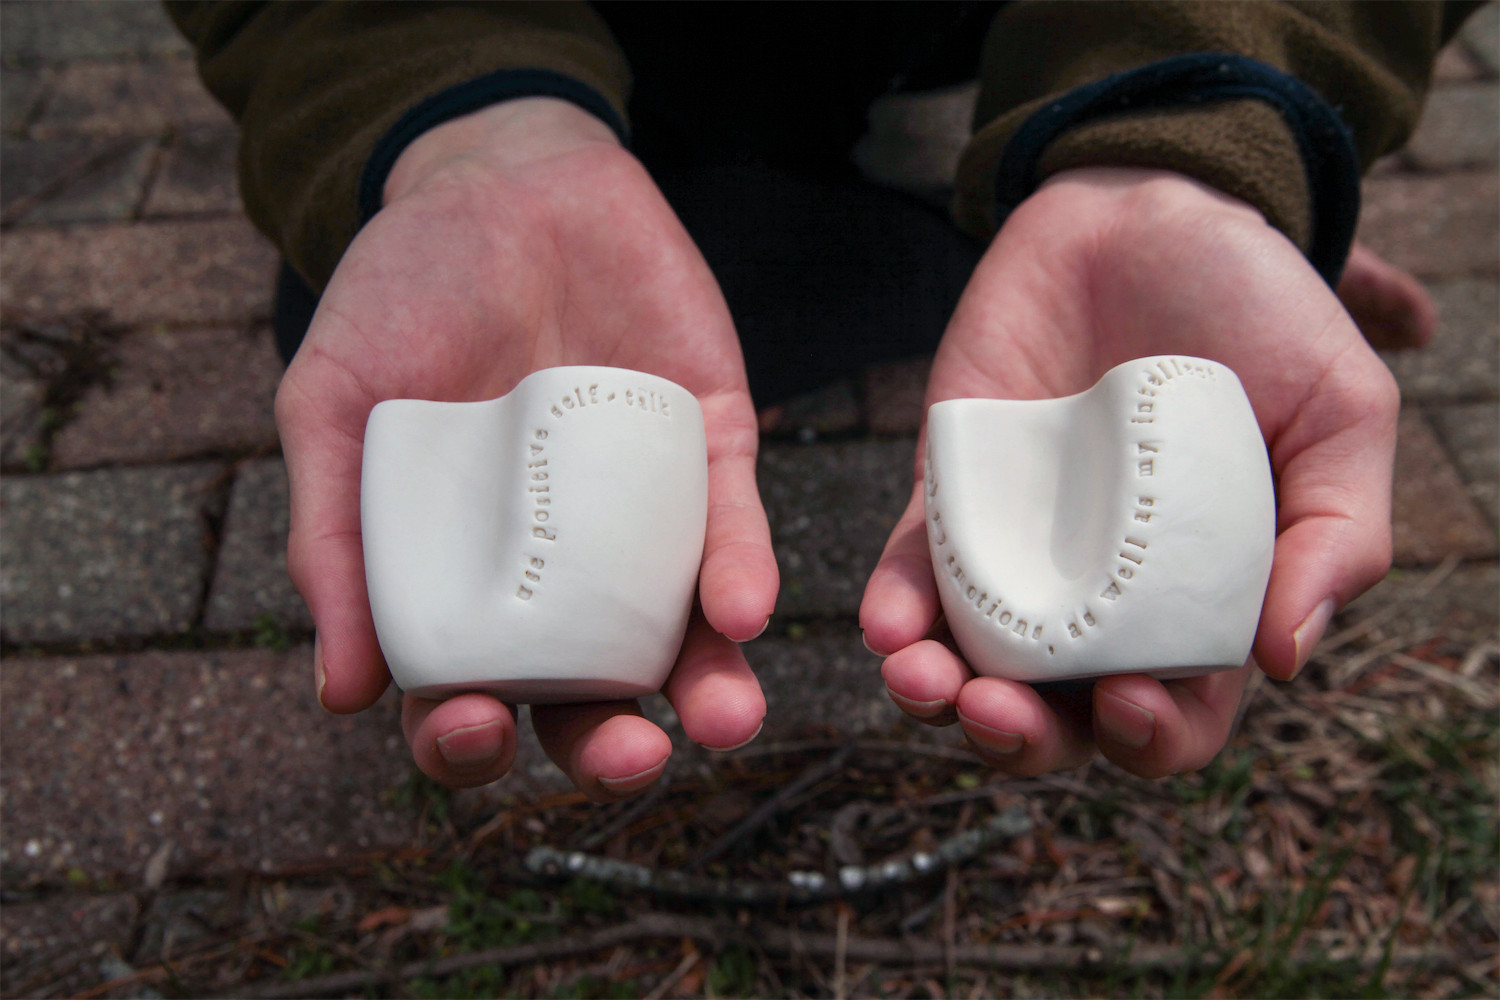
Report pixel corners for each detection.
[994,53,1360,286]
[357,68,629,223]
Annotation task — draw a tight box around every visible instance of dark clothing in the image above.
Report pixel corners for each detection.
[166,1,1477,288]
[170,1,1479,401]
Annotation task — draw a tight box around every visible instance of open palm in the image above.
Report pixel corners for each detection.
[862,168,1398,778]
[276,99,776,795]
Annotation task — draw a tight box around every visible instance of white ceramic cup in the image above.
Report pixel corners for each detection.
[925,356,1275,683]
[361,367,708,703]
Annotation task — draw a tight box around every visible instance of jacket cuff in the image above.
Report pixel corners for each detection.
[955,53,1360,286]
[357,68,629,225]
[193,3,633,294]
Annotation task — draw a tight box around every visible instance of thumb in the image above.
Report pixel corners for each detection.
[1252,351,1400,680]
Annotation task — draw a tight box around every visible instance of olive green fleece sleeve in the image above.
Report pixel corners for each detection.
[165,1,630,292]
[954,1,1480,251]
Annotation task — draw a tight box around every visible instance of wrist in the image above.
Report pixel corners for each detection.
[1019,167,1276,260]
[383,97,622,206]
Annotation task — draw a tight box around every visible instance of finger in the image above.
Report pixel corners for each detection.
[697,389,779,641]
[879,639,970,726]
[860,480,942,656]
[955,676,1096,777]
[1253,351,1400,680]
[277,366,391,714]
[663,612,766,750]
[531,701,673,803]
[402,692,519,788]
[1092,665,1252,778]
[1336,242,1438,352]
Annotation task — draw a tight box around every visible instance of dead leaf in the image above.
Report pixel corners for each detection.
[358,906,411,933]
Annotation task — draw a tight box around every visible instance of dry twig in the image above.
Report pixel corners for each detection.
[642,946,700,1000]
[230,911,1458,999]
[1317,555,1460,655]
[695,743,854,868]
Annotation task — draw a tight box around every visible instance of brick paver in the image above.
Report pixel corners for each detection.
[1461,2,1499,75]
[204,457,313,633]
[142,125,241,217]
[1402,82,1500,170]
[1429,402,1500,527]
[744,625,909,740]
[7,135,158,226]
[0,647,417,886]
[0,134,95,214]
[0,67,48,133]
[1,217,277,325]
[50,325,281,468]
[1379,278,1499,401]
[30,58,231,138]
[1356,171,1499,277]
[0,1,188,64]
[0,464,225,643]
[760,439,915,618]
[0,352,47,469]
[1390,408,1498,565]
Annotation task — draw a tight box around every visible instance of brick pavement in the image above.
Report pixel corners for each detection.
[49,325,281,468]
[2,464,226,643]
[1,5,1497,993]
[1,648,411,881]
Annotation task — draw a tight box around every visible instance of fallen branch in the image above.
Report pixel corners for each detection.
[70,938,245,1000]
[527,807,1032,904]
[228,910,1454,999]
[229,918,661,999]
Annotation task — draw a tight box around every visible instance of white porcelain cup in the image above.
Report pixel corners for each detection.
[361,367,708,703]
[925,356,1275,683]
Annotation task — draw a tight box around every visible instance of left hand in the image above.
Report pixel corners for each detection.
[860,168,1399,778]
[275,99,775,795]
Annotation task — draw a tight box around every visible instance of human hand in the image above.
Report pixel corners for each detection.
[861,168,1398,778]
[1337,241,1438,351]
[275,98,776,797]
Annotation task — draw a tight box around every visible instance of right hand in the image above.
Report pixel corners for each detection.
[860,168,1398,780]
[275,98,777,797]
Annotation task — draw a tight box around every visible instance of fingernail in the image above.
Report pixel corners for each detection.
[1292,598,1337,678]
[862,630,882,656]
[436,720,505,769]
[1096,691,1155,750]
[313,634,327,711]
[598,759,668,794]
[957,711,1025,755]
[888,689,948,719]
[746,617,770,641]
[701,719,764,752]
